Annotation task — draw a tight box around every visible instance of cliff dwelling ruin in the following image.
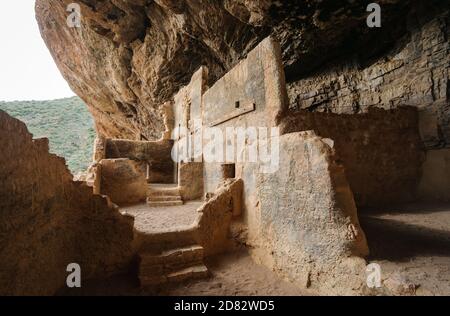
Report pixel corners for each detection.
[0,0,449,296]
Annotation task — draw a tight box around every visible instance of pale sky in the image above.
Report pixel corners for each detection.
[0,1,75,101]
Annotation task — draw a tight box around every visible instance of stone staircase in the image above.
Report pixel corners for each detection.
[147,184,183,207]
[139,244,209,287]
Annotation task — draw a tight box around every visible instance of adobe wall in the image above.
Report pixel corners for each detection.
[196,179,243,257]
[0,111,135,295]
[179,162,204,200]
[173,67,208,197]
[199,37,369,293]
[105,138,174,183]
[202,37,288,194]
[173,66,207,133]
[280,108,425,208]
[255,131,369,294]
[99,158,148,205]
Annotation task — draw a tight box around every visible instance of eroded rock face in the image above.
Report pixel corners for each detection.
[0,111,135,295]
[35,0,260,140]
[287,12,450,146]
[35,0,448,141]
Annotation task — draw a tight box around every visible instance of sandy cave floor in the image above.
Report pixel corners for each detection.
[155,250,311,296]
[58,250,311,296]
[121,201,203,233]
[359,203,450,295]
[59,202,450,296]
[59,201,310,296]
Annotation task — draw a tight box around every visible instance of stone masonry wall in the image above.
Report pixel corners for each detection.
[105,138,174,183]
[287,12,449,148]
[199,37,369,293]
[280,107,424,208]
[99,158,148,205]
[0,111,135,295]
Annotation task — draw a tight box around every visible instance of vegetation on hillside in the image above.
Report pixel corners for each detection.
[0,97,95,174]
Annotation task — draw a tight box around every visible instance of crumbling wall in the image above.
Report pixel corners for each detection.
[284,12,450,206]
[173,67,208,192]
[0,111,135,295]
[173,66,208,133]
[105,138,174,184]
[286,13,450,207]
[280,108,425,208]
[196,179,243,256]
[255,131,368,295]
[199,37,369,293]
[99,158,148,205]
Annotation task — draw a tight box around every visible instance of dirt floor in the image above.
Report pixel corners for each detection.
[121,201,203,233]
[96,202,311,296]
[156,250,311,296]
[60,202,450,296]
[58,250,310,296]
[359,203,450,296]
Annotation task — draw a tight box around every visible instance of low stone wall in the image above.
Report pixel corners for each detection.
[179,162,204,201]
[253,131,369,294]
[105,138,175,184]
[0,111,135,295]
[99,158,148,205]
[196,179,243,256]
[280,107,424,208]
[181,37,370,294]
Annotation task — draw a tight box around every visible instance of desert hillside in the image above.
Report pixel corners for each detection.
[0,97,94,173]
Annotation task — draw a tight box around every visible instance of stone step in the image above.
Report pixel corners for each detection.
[138,229,199,253]
[140,264,209,287]
[167,264,209,283]
[140,245,204,268]
[148,195,182,202]
[139,245,208,287]
[146,199,184,207]
[148,186,181,197]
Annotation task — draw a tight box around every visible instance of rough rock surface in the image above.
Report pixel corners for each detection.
[0,111,135,295]
[99,158,148,205]
[35,0,448,141]
[287,11,450,147]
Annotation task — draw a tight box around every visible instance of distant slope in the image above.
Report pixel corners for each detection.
[0,97,95,174]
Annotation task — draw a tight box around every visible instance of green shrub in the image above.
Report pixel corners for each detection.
[0,97,95,174]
